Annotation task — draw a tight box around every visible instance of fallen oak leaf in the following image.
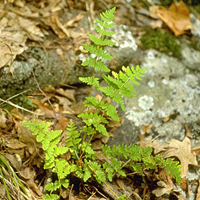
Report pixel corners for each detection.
[162,137,198,179]
[152,180,173,197]
[151,1,194,36]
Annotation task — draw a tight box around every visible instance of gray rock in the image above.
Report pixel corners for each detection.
[181,45,200,71]
[0,13,138,99]
[118,49,200,143]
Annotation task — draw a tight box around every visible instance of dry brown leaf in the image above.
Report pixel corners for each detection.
[142,122,153,134]
[54,14,70,38]
[28,98,58,117]
[192,146,200,156]
[50,14,68,38]
[0,111,7,128]
[55,88,76,102]
[54,117,69,131]
[16,122,41,155]
[151,19,163,29]
[0,184,6,198]
[18,17,44,41]
[92,140,103,150]
[64,12,85,27]
[69,100,86,115]
[138,140,168,154]
[152,180,173,197]
[4,153,22,171]
[163,116,170,122]
[149,5,160,19]
[196,180,200,200]
[179,177,188,191]
[5,138,26,149]
[162,137,198,178]
[18,167,34,181]
[151,1,194,36]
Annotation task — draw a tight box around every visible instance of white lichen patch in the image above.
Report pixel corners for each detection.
[190,14,200,38]
[147,51,155,59]
[111,25,137,50]
[138,95,154,110]
[148,81,155,88]
[126,109,154,126]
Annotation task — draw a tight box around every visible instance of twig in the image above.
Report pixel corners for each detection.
[32,71,57,123]
[0,90,30,107]
[0,98,43,116]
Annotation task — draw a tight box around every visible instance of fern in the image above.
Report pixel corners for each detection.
[43,194,59,200]
[23,7,182,199]
[102,144,182,184]
[83,96,119,121]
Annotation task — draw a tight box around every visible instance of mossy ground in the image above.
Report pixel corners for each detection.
[140,28,182,59]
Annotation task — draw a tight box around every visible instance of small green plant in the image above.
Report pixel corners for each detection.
[23,7,181,200]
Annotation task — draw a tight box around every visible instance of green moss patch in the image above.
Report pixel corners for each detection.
[140,29,182,59]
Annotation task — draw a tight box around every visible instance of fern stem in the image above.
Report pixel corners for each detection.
[79,131,95,161]
[89,58,97,96]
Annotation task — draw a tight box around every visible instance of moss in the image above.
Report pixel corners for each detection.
[158,0,200,6]
[158,0,173,6]
[189,4,200,13]
[140,29,182,59]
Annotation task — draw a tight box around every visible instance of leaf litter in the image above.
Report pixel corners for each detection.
[0,0,200,199]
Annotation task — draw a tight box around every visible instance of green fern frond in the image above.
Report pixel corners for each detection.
[23,8,182,199]
[102,144,182,183]
[65,121,81,150]
[23,120,62,151]
[54,159,76,179]
[78,111,109,136]
[81,57,96,67]
[78,111,108,126]
[44,146,69,169]
[23,120,50,140]
[43,194,59,200]
[45,180,62,192]
[45,179,69,193]
[81,142,96,159]
[83,44,113,60]
[44,152,55,169]
[95,60,110,72]
[54,146,69,157]
[84,96,119,121]
[93,23,115,36]
[83,160,93,182]
[99,86,115,97]
[165,158,182,184]
[82,57,110,72]
[42,130,62,151]
[82,125,95,136]
[99,7,115,22]
[110,157,126,177]
[87,160,106,183]
[96,18,115,29]
[79,77,100,88]
[112,95,125,110]
[88,34,115,46]
[103,162,114,181]
[98,66,146,110]
[103,74,123,89]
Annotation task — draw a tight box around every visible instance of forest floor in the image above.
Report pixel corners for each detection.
[0,0,200,200]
